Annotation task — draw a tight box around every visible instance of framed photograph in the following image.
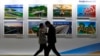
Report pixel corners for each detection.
[53,21,72,35]
[4,21,23,34]
[5,5,23,19]
[77,5,96,19]
[28,4,47,19]
[28,21,42,35]
[4,21,23,38]
[53,4,72,19]
[77,21,96,37]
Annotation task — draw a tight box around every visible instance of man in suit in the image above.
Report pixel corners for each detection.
[45,21,61,56]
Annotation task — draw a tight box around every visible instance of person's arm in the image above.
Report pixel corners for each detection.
[44,28,48,35]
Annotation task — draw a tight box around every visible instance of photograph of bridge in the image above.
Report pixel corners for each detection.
[28,4,47,19]
[5,5,23,19]
[4,21,23,34]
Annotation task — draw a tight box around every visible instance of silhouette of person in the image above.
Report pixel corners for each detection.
[45,21,61,56]
[34,23,47,56]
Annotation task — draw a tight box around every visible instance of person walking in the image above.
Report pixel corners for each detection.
[34,23,47,56]
[45,21,61,56]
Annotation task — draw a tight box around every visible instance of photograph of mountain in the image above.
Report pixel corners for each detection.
[4,21,23,34]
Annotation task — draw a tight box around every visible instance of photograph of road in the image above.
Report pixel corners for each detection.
[29,4,47,19]
[77,5,96,19]
[4,21,23,34]
[53,21,72,34]
[53,4,72,18]
[28,21,41,35]
[77,21,96,35]
[5,5,23,19]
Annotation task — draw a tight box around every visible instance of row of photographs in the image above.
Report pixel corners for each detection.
[4,4,96,19]
[3,21,96,36]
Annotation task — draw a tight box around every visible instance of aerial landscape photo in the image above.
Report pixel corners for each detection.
[29,4,47,19]
[5,5,23,19]
[4,21,23,34]
[53,4,72,18]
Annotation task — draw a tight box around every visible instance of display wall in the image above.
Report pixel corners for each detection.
[0,0,100,55]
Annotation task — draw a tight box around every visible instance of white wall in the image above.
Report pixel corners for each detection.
[0,0,100,55]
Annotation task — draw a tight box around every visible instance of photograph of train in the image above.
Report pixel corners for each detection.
[77,21,96,35]
[5,5,23,19]
[4,21,23,34]
[28,4,47,19]
[28,21,42,35]
[53,21,72,34]
[77,5,96,19]
[53,4,72,18]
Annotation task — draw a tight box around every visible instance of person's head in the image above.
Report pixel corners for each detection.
[39,23,44,28]
[45,21,51,27]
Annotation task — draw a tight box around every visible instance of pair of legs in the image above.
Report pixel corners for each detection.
[45,43,61,56]
[34,44,46,56]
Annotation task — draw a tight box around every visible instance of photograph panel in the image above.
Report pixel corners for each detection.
[5,4,23,19]
[53,21,72,35]
[4,21,23,34]
[53,4,72,19]
[77,21,96,37]
[77,5,96,19]
[28,4,47,19]
[28,21,42,35]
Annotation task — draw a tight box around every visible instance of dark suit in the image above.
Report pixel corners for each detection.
[46,25,60,56]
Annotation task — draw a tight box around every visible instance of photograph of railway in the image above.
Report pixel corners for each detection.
[5,5,23,19]
[53,21,72,34]
[77,5,96,19]
[28,4,47,19]
[4,21,23,34]
[28,21,41,35]
[77,21,96,35]
[53,4,72,18]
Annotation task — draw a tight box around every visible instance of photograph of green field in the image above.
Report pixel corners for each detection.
[29,4,47,19]
[53,4,72,18]
[5,5,23,19]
